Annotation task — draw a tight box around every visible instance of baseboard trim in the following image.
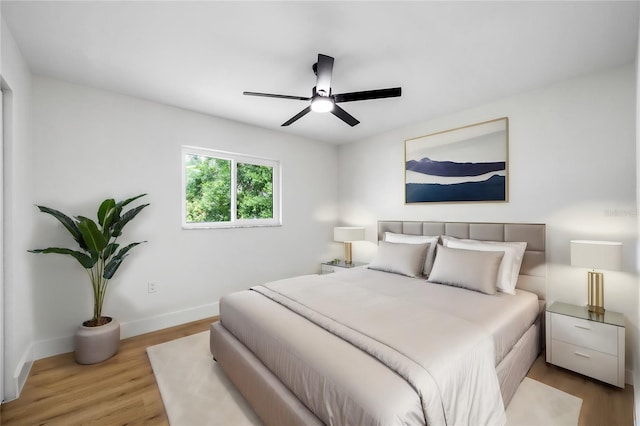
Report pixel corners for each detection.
[31,302,220,362]
[33,335,74,360]
[8,344,34,401]
[120,302,219,339]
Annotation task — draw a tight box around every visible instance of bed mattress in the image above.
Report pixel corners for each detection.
[217,268,539,425]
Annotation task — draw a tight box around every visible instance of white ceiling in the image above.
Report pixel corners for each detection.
[2,1,639,144]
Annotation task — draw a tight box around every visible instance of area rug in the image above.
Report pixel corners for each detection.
[147,332,582,426]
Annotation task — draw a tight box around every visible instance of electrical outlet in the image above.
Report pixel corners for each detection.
[148,282,157,293]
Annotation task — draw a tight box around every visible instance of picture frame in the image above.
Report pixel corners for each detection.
[404,117,509,203]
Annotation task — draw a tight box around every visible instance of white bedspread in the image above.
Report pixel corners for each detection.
[252,269,509,426]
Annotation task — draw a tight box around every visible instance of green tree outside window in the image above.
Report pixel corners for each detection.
[237,163,273,220]
[184,152,276,225]
[185,155,232,222]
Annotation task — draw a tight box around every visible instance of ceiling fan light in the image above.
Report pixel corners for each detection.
[311,97,334,113]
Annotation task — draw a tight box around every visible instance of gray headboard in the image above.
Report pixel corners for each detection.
[378,221,546,300]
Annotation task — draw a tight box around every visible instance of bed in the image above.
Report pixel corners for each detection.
[210,221,546,425]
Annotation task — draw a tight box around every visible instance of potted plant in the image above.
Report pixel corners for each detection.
[30,194,149,364]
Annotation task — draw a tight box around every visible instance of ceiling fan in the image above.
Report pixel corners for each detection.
[243,54,402,127]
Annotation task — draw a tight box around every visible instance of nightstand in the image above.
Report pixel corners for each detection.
[545,301,625,388]
[320,260,367,275]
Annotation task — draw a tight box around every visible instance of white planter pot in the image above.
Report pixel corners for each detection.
[74,317,120,364]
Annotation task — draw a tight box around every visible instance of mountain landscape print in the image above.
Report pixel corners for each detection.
[405,118,508,203]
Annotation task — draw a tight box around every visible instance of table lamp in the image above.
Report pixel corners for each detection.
[333,227,365,264]
[570,240,622,314]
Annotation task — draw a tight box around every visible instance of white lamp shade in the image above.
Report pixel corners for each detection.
[333,226,365,242]
[570,240,622,271]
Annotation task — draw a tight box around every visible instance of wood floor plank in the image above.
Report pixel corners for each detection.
[1,317,634,425]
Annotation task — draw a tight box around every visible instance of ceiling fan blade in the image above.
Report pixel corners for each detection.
[334,87,402,103]
[244,91,310,101]
[331,105,360,127]
[281,106,312,126]
[315,54,334,95]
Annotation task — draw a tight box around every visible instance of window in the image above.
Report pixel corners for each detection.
[182,146,281,228]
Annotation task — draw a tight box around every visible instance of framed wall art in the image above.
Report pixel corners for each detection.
[404,117,508,203]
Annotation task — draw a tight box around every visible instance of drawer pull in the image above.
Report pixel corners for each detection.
[574,325,591,331]
[574,351,591,359]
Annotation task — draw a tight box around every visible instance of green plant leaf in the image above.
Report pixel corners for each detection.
[97,199,116,229]
[112,204,149,237]
[90,250,99,264]
[29,247,96,268]
[103,255,126,279]
[116,193,147,210]
[77,218,108,252]
[110,194,147,234]
[36,206,87,250]
[103,241,145,279]
[116,241,144,257]
[102,242,119,260]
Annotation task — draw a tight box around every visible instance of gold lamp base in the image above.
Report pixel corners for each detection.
[344,242,353,264]
[587,270,605,314]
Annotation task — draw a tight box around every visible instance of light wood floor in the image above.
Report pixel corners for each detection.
[1,317,216,425]
[528,355,635,426]
[1,317,634,425]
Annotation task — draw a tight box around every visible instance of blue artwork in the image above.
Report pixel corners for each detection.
[405,118,508,203]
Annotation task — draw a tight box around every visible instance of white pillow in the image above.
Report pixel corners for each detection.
[384,232,439,276]
[367,241,430,278]
[442,236,527,295]
[429,245,504,295]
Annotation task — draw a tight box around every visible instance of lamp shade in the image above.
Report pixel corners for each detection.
[333,227,365,242]
[570,240,622,271]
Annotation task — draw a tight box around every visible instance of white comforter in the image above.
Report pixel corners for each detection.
[252,269,507,426]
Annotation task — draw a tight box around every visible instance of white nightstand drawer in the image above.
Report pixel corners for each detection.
[551,313,618,355]
[551,339,619,386]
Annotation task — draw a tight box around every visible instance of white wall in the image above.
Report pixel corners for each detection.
[30,76,338,357]
[339,65,638,382]
[635,14,640,423]
[1,19,36,400]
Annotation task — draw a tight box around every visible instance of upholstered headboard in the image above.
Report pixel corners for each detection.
[378,221,546,300]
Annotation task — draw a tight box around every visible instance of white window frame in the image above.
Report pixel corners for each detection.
[182,146,281,229]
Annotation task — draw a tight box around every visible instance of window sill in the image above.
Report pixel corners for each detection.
[182,222,282,230]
